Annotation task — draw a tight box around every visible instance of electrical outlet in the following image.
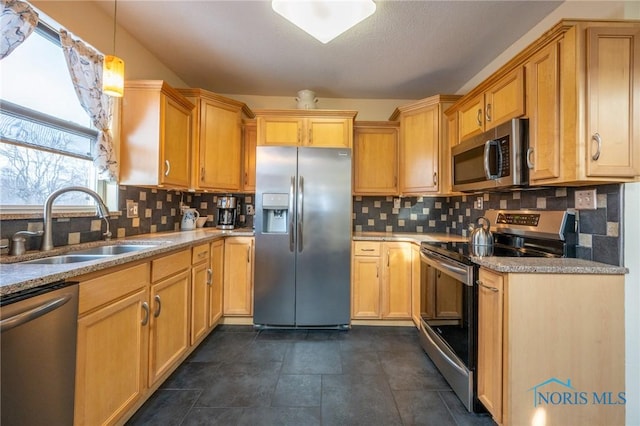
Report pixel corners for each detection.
[475,197,483,210]
[393,198,401,209]
[246,205,254,215]
[575,189,597,210]
[126,200,139,218]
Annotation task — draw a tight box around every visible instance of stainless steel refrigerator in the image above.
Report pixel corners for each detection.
[254,146,352,328]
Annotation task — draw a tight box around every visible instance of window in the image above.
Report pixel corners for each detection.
[0,22,104,211]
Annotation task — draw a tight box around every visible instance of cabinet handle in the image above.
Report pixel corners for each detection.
[247,245,250,263]
[591,133,602,161]
[526,147,534,169]
[297,128,301,144]
[153,295,162,317]
[477,280,499,292]
[476,108,483,127]
[361,248,375,252]
[141,302,150,325]
[207,268,212,285]
[198,251,207,259]
[308,129,312,145]
[485,103,492,122]
[433,172,438,186]
[244,172,248,185]
[376,264,379,278]
[387,250,390,267]
[164,160,171,176]
[201,167,205,181]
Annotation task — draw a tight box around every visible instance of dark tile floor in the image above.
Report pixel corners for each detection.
[127,325,496,426]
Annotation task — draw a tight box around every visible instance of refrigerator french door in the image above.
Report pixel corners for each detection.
[254,146,352,327]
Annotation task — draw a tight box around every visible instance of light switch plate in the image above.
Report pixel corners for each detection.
[246,205,254,215]
[126,200,139,218]
[475,197,483,210]
[575,189,597,210]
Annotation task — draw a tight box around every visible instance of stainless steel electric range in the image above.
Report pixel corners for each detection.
[418,210,576,412]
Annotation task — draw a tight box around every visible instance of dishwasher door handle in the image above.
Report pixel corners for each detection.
[0,293,72,333]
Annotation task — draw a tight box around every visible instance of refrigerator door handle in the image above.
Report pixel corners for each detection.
[289,176,295,252]
[298,175,304,252]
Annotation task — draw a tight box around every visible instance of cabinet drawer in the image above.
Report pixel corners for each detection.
[78,263,150,315]
[192,243,210,264]
[151,249,190,282]
[353,241,381,256]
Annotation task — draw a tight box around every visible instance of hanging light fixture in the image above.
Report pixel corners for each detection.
[103,0,125,97]
[272,0,376,44]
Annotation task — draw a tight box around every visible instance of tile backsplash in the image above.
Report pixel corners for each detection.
[0,183,623,266]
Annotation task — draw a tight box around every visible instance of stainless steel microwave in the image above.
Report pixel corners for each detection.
[451,118,528,192]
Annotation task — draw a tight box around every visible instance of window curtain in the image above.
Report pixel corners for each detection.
[60,30,118,181]
[0,0,39,60]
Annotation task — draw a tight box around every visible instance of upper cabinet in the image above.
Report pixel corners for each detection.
[255,109,357,148]
[177,88,253,192]
[390,95,460,195]
[120,80,194,189]
[456,67,525,142]
[353,121,399,195]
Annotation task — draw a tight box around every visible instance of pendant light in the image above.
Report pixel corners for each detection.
[272,0,376,44]
[103,0,125,97]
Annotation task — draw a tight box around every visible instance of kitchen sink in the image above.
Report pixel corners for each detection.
[72,244,158,255]
[21,254,110,264]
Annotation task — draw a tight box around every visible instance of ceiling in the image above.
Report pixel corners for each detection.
[96,1,564,100]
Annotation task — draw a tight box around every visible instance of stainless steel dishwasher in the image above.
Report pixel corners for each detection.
[1,280,79,426]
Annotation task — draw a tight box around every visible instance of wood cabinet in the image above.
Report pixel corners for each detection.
[75,264,150,426]
[351,241,412,320]
[242,119,257,192]
[477,267,625,425]
[391,95,460,195]
[177,88,253,191]
[255,110,357,148]
[353,121,399,195]
[456,67,525,142]
[148,250,190,387]
[120,80,194,189]
[209,239,224,326]
[223,236,254,316]
[190,243,211,345]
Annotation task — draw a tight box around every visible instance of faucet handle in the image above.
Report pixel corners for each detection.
[10,230,43,256]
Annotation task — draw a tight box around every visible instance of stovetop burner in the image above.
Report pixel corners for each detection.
[421,210,577,262]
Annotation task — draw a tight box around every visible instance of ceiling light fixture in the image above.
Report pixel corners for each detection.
[103,0,125,97]
[272,0,376,44]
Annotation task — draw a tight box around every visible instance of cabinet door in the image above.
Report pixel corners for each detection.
[353,126,398,194]
[199,101,242,190]
[400,105,439,193]
[477,269,504,423]
[382,243,412,319]
[526,40,561,183]
[223,237,254,316]
[411,245,421,328]
[209,239,225,327]
[434,270,463,319]
[484,67,525,130]
[258,116,301,146]
[457,94,484,141]
[351,256,381,319]
[161,95,191,187]
[307,118,352,148]
[75,289,148,426]
[148,269,190,386]
[586,27,640,177]
[190,244,211,346]
[242,121,257,192]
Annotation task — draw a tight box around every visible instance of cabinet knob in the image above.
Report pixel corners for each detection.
[591,133,602,161]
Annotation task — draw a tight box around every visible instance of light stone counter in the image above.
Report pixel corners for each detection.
[471,256,628,275]
[0,228,254,297]
[352,232,466,244]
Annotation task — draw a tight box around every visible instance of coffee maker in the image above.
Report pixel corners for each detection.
[216,196,237,230]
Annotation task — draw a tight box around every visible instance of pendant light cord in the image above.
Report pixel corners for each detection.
[112,0,117,54]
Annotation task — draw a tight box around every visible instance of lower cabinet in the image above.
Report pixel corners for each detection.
[477,267,625,426]
[351,241,412,320]
[223,236,254,316]
[209,239,225,326]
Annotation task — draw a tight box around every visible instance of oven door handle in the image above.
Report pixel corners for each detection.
[422,324,468,376]
[420,251,468,276]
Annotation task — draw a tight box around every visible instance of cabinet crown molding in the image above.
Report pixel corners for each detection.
[389,94,461,120]
[124,80,195,111]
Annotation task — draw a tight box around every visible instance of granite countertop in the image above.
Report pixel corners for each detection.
[352,231,467,244]
[0,228,254,297]
[471,256,628,275]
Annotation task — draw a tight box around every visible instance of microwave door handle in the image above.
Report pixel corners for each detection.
[483,140,498,179]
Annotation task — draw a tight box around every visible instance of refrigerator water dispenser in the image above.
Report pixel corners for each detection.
[262,193,289,233]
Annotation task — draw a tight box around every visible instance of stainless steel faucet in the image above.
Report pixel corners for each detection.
[41,186,111,251]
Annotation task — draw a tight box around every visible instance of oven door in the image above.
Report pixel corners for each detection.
[419,249,476,411]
